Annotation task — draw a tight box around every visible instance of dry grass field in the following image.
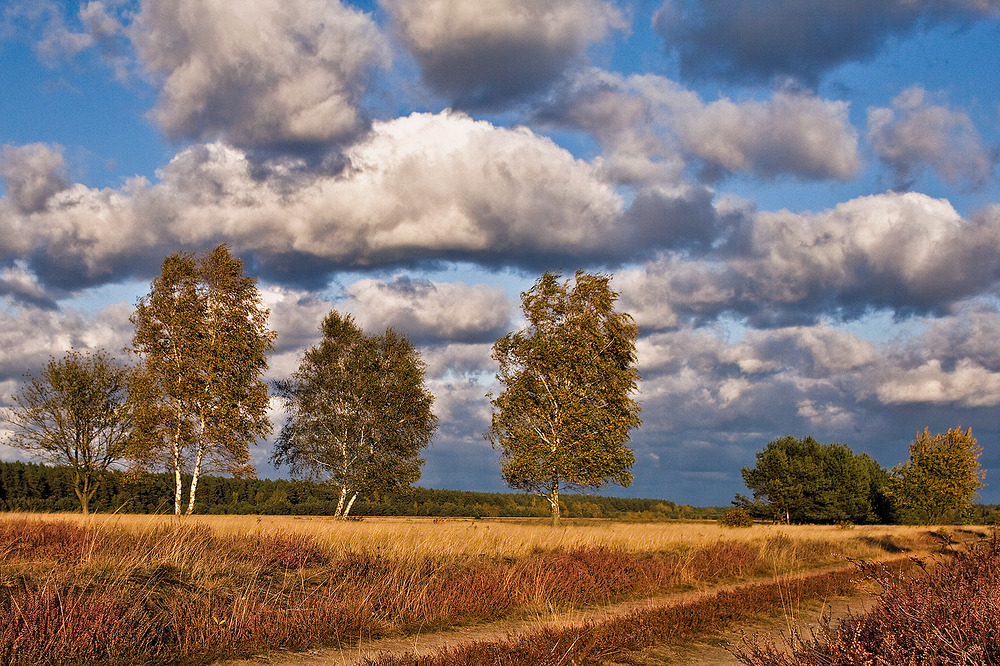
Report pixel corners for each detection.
[32,511,935,559]
[0,512,958,665]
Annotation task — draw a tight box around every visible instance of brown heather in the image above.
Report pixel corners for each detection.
[0,514,936,665]
[367,566,869,666]
[734,529,1000,665]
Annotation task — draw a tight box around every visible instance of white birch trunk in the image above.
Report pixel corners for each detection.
[186,438,205,516]
[549,475,560,527]
[172,434,183,516]
[335,486,347,517]
[343,493,358,517]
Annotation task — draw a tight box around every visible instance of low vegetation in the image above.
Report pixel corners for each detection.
[719,507,755,527]
[366,566,871,666]
[0,514,935,665]
[734,529,999,665]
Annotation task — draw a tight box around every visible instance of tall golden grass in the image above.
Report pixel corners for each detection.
[0,512,942,665]
[18,511,934,561]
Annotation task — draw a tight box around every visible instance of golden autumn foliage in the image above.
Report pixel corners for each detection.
[887,426,985,524]
[488,271,641,527]
[130,245,275,516]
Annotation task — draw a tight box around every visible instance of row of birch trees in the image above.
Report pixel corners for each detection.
[4,245,277,515]
[4,245,983,526]
[4,245,441,517]
[3,248,645,522]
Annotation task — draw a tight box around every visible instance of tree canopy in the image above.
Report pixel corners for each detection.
[887,426,985,524]
[272,311,436,517]
[739,436,891,524]
[131,245,275,515]
[2,349,131,514]
[487,270,641,526]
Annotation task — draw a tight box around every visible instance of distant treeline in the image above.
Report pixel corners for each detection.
[0,461,724,520]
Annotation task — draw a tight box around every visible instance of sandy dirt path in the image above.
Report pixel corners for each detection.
[220,556,900,666]
[609,592,878,665]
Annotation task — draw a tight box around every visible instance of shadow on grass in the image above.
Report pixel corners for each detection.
[857,535,908,553]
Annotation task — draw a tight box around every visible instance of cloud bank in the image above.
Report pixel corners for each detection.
[1,0,999,505]
[653,0,994,84]
[383,0,624,107]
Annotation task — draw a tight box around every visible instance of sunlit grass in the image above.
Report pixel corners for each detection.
[12,511,935,561]
[0,512,948,665]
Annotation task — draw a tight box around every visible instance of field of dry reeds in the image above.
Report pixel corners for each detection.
[0,513,941,665]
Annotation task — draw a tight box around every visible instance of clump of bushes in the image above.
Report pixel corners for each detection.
[719,508,754,528]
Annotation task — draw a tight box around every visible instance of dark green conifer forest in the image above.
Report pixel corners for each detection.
[0,461,724,520]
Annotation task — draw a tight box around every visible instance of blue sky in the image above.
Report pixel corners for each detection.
[1,0,999,506]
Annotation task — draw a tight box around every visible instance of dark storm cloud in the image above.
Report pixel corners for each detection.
[653,0,993,85]
[624,187,721,250]
[382,0,624,108]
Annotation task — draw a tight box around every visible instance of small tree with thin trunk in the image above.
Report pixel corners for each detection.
[272,311,436,517]
[887,426,985,524]
[3,349,131,514]
[487,271,641,527]
[131,245,275,515]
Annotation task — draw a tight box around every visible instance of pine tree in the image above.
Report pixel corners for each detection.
[740,436,891,524]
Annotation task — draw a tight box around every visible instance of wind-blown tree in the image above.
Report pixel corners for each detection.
[487,271,641,527]
[131,245,275,515]
[272,311,437,517]
[887,426,985,524]
[2,349,132,514]
[739,436,892,524]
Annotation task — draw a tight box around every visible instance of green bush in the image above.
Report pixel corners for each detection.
[719,508,754,528]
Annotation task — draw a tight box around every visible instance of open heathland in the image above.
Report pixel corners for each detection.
[0,513,945,665]
[734,529,1000,665]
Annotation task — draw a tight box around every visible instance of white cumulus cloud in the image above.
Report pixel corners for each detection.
[131,0,389,147]
[0,112,632,294]
[538,71,860,185]
[868,86,996,188]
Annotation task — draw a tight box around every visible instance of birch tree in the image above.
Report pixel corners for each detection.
[3,349,131,514]
[272,311,436,517]
[487,271,641,527]
[131,245,275,515]
[887,426,985,524]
